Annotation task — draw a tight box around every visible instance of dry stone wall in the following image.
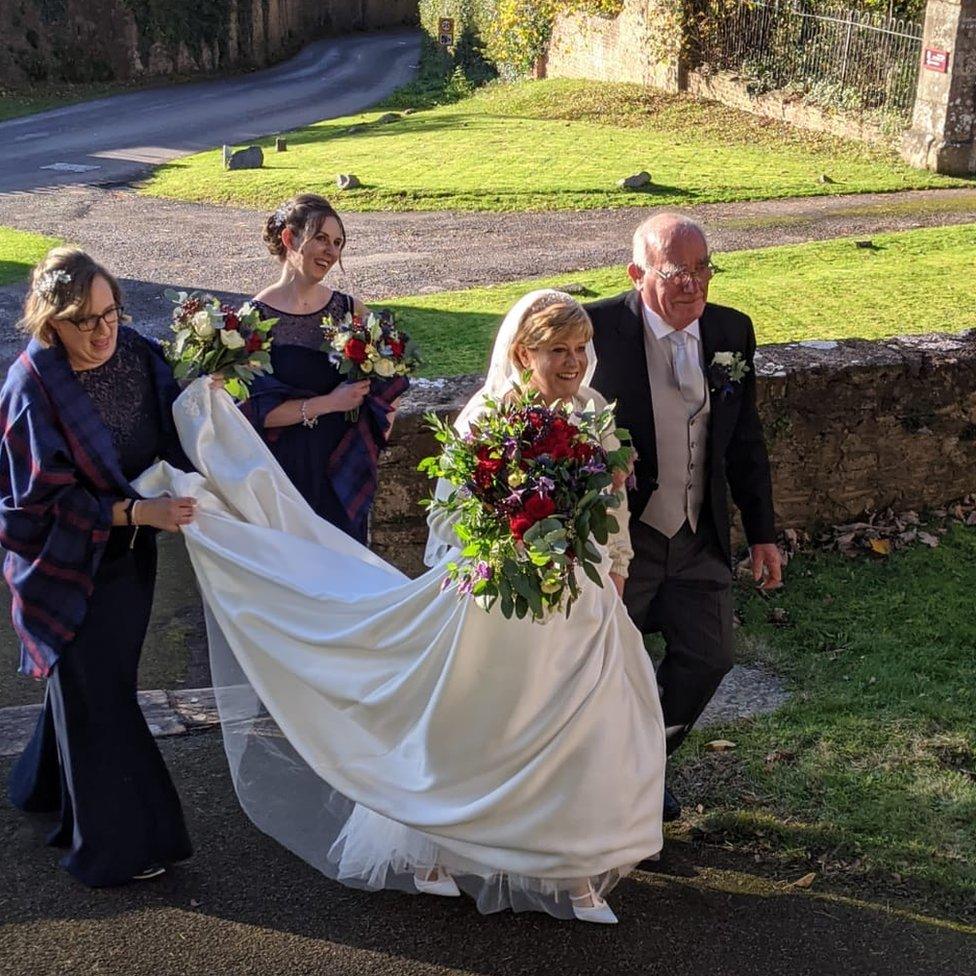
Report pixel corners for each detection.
[546,0,680,92]
[0,0,418,85]
[374,333,976,577]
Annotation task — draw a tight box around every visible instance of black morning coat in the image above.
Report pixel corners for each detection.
[587,289,776,564]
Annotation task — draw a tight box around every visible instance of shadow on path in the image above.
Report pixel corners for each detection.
[1,733,973,976]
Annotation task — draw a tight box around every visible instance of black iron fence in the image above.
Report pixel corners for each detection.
[688,0,924,121]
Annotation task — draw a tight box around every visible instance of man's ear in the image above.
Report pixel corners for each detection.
[627,263,644,288]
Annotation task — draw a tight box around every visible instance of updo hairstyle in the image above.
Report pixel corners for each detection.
[264,193,347,268]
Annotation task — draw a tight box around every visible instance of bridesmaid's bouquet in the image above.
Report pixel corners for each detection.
[320,309,422,420]
[420,382,633,622]
[164,290,276,401]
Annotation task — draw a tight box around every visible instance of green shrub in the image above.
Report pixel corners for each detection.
[420,0,625,79]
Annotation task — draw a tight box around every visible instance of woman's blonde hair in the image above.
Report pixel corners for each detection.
[18,247,123,346]
[510,300,593,371]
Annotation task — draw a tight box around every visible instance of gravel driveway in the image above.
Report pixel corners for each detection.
[1,184,975,368]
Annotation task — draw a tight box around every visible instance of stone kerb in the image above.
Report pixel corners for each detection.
[372,334,976,577]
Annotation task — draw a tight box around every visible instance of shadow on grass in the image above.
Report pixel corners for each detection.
[0,258,37,288]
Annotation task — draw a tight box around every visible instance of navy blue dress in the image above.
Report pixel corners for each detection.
[7,330,192,886]
[249,292,389,545]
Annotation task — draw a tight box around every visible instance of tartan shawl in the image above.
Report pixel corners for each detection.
[0,329,185,678]
[241,372,407,529]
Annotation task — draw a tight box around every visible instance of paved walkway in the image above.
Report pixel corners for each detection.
[1,731,973,976]
[0,664,791,758]
[1,185,975,368]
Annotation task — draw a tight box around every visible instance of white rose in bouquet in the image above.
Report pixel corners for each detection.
[192,310,215,339]
[374,357,396,378]
[219,327,246,350]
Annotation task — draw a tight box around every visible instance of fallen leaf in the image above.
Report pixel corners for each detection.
[918,531,940,548]
[705,739,737,752]
[793,872,818,889]
[867,538,891,556]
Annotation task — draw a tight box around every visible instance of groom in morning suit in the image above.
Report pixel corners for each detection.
[587,213,782,821]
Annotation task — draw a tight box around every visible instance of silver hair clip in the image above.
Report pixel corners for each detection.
[35,269,72,301]
[272,204,289,228]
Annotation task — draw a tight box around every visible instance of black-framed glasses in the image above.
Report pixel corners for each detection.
[65,304,124,333]
[651,262,719,289]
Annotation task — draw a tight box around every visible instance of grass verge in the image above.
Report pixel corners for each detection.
[0,227,61,286]
[381,223,976,376]
[671,524,976,921]
[141,78,967,213]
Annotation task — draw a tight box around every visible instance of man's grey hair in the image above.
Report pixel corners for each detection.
[631,213,709,271]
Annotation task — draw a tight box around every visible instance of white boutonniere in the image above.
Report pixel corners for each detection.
[708,351,750,399]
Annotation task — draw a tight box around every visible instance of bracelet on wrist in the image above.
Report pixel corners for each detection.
[123,498,135,527]
[300,399,319,429]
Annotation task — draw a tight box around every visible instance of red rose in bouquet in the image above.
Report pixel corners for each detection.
[343,337,368,364]
[523,492,556,522]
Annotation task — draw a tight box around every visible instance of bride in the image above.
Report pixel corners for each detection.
[137,289,666,924]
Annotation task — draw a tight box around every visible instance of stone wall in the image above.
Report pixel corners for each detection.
[546,0,680,92]
[0,0,418,85]
[373,333,976,578]
[685,70,891,146]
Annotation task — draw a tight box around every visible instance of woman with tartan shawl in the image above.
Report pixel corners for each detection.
[242,194,405,545]
[0,248,196,887]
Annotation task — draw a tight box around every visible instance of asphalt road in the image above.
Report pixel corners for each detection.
[1,732,973,976]
[0,30,421,195]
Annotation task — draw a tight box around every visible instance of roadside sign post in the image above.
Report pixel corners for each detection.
[438,17,455,47]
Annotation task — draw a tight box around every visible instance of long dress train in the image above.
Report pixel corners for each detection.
[136,378,665,918]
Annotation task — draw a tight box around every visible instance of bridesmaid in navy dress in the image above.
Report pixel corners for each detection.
[1,248,195,886]
[244,194,405,544]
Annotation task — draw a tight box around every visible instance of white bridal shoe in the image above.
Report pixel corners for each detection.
[570,883,619,925]
[413,866,461,897]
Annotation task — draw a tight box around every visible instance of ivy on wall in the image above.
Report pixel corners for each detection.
[420,0,625,78]
[120,0,234,56]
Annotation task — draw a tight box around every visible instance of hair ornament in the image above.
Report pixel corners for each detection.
[272,203,290,229]
[524,289,576,319]
[35,269,72,301]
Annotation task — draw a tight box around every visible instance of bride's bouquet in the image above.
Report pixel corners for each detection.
[164,290,276,401]
[320,309,422,420]
[420,381,633,622]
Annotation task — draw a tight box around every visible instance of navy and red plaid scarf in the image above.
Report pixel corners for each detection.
[242,374,408,534]
[0,330,183,678]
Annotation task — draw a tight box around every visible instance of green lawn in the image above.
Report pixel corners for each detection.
[141,79,967,213]
[671,524,976,917]
[382,223,976,376]
[0,227,60,286]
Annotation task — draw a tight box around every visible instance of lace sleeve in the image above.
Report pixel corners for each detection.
[602,423,633,578]
[577,386,632,578]
[423,477,461,568]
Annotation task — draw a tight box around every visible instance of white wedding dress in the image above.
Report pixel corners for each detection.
[136,294,666,919]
